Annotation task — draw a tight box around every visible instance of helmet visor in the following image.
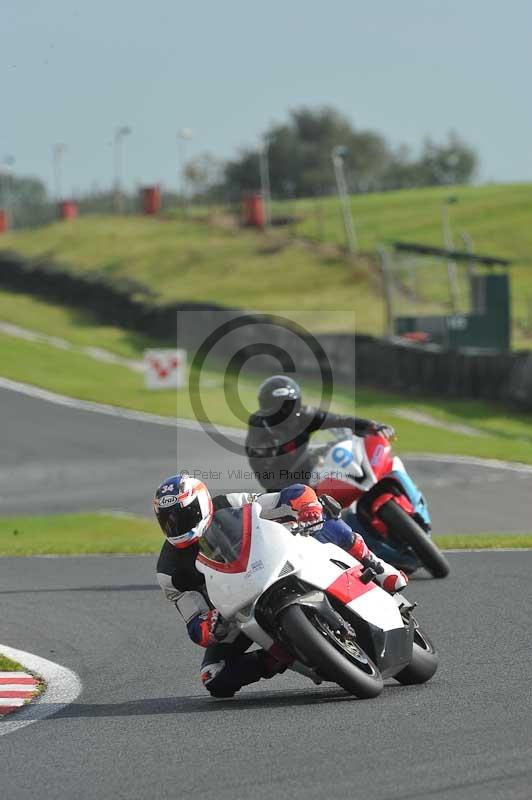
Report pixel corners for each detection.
[159,497,203,538]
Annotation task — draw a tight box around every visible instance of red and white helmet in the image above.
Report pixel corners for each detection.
[153,473,213,548]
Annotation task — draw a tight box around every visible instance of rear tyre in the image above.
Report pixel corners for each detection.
[378,500,450,578]
[394,624,438,685]
[279,604,384,699]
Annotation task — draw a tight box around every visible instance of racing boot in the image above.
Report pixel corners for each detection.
[348,533,408,593]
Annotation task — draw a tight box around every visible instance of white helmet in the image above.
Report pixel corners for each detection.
[153,473,213,548]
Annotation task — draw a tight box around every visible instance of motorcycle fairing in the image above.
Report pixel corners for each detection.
[198,503,405,635]
[353,617,414,678]
[388,463,432,529]
[364,434,394,478]
[325,566,404,632]
[197,503,253,574]
[198,503,309,618]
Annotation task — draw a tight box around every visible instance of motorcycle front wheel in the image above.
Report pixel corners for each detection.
[279,604,384,699]
[378,500,450,578]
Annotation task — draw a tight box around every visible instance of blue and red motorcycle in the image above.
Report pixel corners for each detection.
[310,429,450,578]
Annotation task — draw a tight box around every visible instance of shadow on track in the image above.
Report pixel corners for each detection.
[32,688,362,720]
[0,572,432,596]
[0,584,159,595]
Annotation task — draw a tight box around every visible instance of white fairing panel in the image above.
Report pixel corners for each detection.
[198,504,303,618]
[317,438,363,481]
[293,538,356,588]
[294,539,404,631]
[348,589,404,632]
[392,456,406,473]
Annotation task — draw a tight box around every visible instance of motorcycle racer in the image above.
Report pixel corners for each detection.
[155,472,407,699]
[246,375,395,491]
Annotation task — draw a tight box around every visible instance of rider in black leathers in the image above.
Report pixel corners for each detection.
[246,375,395,491]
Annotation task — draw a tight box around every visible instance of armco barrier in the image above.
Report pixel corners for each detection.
[0,250,530,411]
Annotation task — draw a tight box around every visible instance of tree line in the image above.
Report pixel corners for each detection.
[1,106,478,227]
[205,107,477,201]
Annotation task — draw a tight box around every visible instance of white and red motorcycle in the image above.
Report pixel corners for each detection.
[197,501,438,699]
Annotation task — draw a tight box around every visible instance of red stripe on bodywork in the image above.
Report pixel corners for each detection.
[197,503,253,574]
[313,477,362,508]
[326,566,375,605]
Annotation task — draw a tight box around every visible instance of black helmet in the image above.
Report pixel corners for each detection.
[258,375,301,420]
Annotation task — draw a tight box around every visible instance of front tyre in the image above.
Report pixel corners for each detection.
[280,605,384,699]
[395,624,438,685]
[378,500,450,578]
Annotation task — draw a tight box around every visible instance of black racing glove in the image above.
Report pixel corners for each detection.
[318,494,342,520]
[369,422,396,440]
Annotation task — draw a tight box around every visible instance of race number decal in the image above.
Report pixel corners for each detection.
[331,446,353,468]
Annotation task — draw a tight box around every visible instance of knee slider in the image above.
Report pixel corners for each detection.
[200,661,233,697]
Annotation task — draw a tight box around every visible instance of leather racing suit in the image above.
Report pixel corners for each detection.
[246,405,378,491]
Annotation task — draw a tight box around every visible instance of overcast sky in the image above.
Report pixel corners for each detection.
[4,1,532,195]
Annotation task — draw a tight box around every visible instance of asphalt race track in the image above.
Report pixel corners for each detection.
[1,386,531,533]
[1,384,532,798]
[1,552,532,800]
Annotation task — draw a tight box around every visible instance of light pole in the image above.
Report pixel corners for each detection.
[114,126,131,213]
[259,136,271,227]
[331,145,357,255]
[0,156,15,220]
[177,128,193,214]
[53,143,67,202]
[441,195,459,311]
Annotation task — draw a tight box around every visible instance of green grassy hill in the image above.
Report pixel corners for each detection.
[1,182,531,344]
[0,216,379,334]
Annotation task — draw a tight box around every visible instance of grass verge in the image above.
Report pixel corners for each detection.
[1,514,530,556]
[0,288,156,358]
[0,655,25,671]
[434,534,532,549]
[0,513,160,556]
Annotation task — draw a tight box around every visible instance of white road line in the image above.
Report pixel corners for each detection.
[403,452,532,475]
[0,645,82,737]
[0,321,144,372]
[0,376,245,438]
[0,684,37,692]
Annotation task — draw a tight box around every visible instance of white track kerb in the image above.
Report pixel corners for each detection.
[0,645,82,737]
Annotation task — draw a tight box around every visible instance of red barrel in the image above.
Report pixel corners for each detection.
[58,201,78,220]
[0,209,9,233]
[141,186,162,215]
[242,192,265,228]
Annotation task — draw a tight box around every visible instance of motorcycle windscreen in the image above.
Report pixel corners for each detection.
[198,505,252,573]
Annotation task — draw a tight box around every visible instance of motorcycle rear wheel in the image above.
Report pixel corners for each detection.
[394,623,438,685]
[279,604,384,699]
[378,500,450,578]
